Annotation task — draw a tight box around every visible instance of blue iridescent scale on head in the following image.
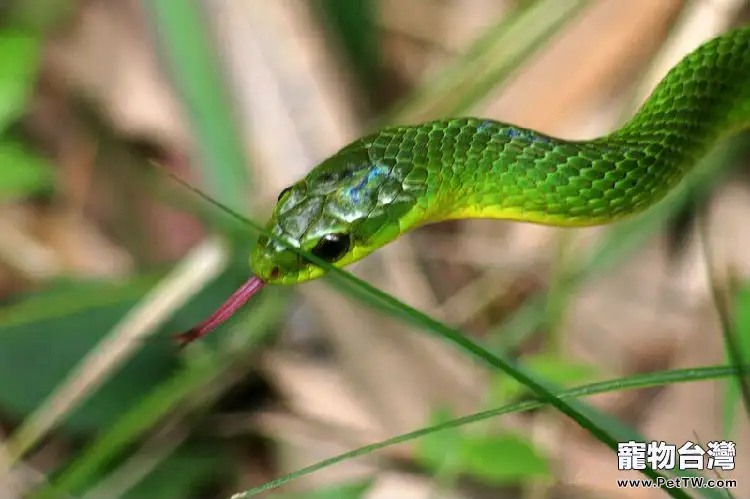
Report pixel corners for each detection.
[346,164,390,203]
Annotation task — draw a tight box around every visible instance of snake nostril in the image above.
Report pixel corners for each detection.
[269,267,280,280]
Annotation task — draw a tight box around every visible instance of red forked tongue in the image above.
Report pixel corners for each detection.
[173,276,265,347]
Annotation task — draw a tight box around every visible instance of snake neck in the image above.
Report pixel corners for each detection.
[373,26,750,229]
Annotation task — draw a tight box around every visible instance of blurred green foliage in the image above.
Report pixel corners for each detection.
[0,29,39,132]
[121,443,230,499]
[273,479,374,499]
[491,353,602,403]
[0,139,54,201]
[315,0,381,108]
[418,407,550,485]
[0,258,263,435]
[0,28,53,200]
[724,282,750,437]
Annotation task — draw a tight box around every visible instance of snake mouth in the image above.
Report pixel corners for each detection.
[173,275,265,347]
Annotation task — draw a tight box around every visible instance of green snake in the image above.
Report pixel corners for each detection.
[177,25,750,344]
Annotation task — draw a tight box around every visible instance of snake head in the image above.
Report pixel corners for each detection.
[251,136,428,284]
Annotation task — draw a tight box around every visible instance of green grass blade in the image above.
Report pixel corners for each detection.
[321,271,685,497]
[37,288,285,498]
[383,0,588,123]
[314,0,380,107]
[232,364,747,497]
[442,0,587,117]
[141,0,250,210]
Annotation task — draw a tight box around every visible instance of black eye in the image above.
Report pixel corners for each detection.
[311,233,350,263]
[277,187,292,202]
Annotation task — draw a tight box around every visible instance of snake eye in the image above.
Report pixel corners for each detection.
[277,187,292,202]
[311,233,350,263]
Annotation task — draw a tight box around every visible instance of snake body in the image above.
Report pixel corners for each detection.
[250,26,750,285]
